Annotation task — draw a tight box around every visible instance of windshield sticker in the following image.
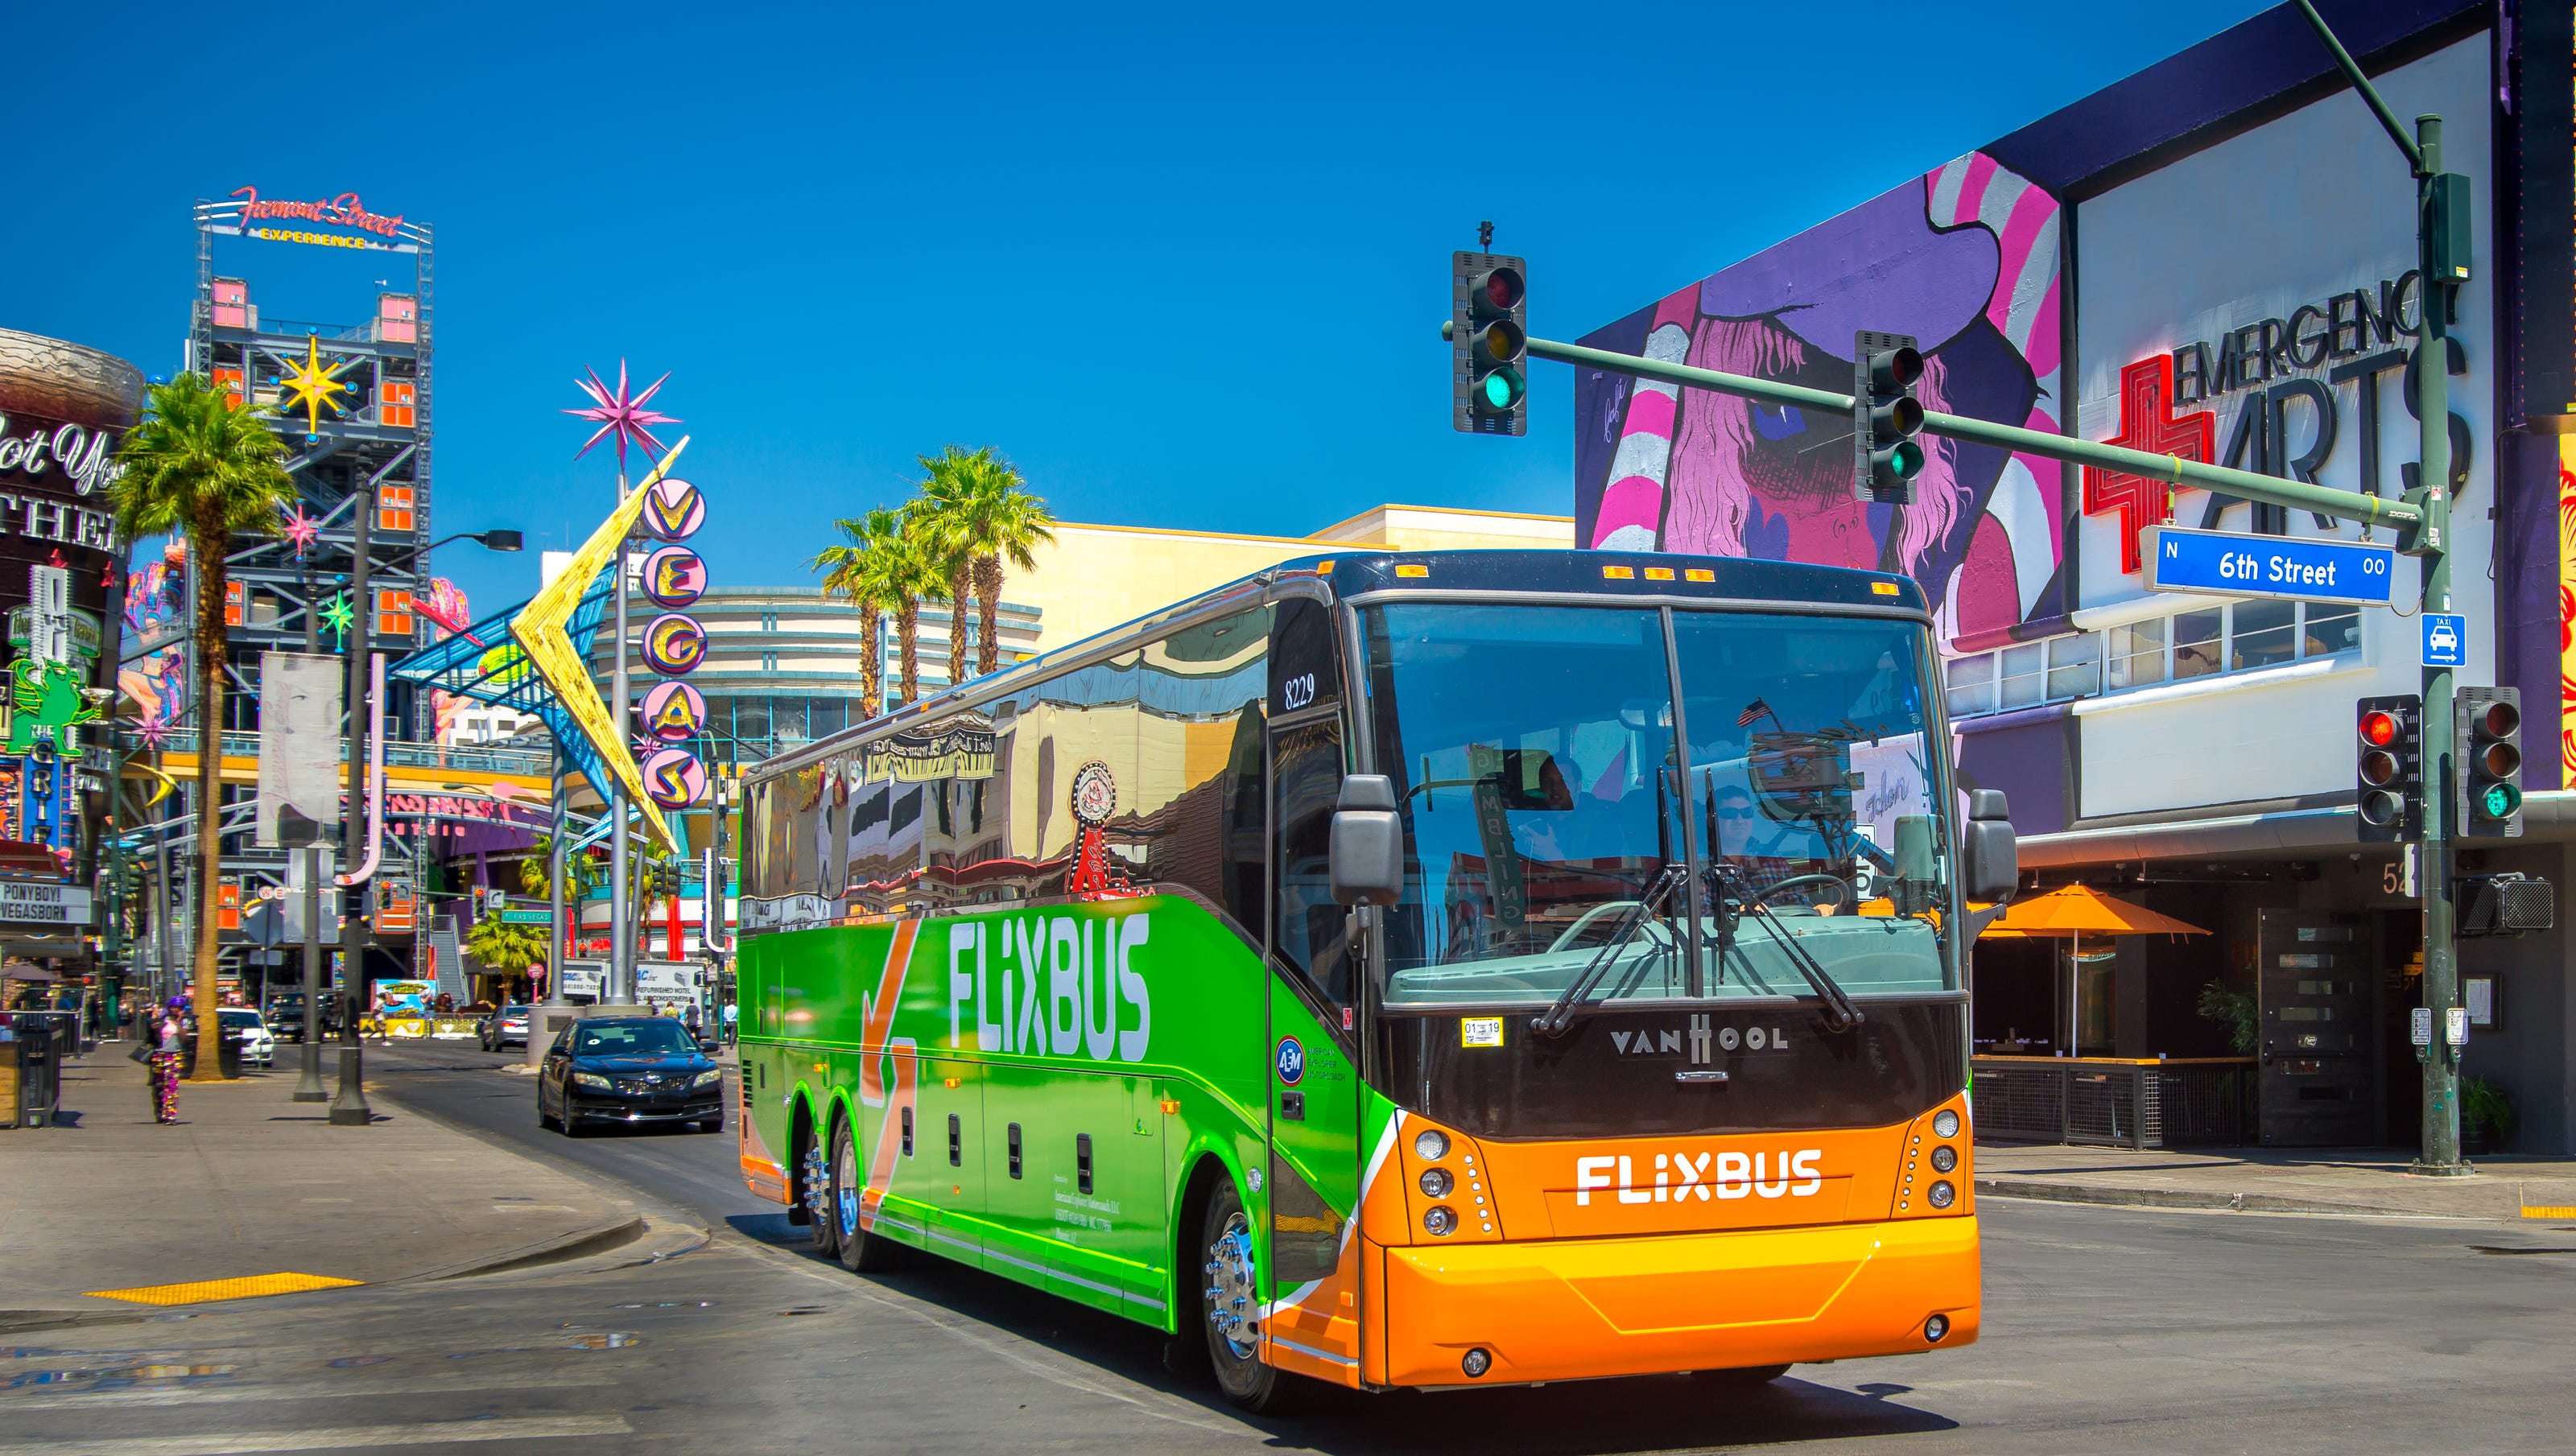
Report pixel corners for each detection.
[1460,1017,1504,1048]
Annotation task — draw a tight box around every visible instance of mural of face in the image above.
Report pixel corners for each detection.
[1579,154,2068,641]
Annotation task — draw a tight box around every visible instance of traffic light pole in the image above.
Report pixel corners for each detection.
[1463,323,2425,536]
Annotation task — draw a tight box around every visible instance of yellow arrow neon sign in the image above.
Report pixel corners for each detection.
[508,437,690,852]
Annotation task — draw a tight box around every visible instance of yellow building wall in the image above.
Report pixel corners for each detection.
[996,506,1577,656]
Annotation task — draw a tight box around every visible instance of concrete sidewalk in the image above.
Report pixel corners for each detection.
[1976,1140,2576,1221]
[0,1039,663,1318]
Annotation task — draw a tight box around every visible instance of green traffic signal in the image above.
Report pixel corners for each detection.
[1482,369,1524,410]
[2479,782,2522,820]
[1890,440,1925,480]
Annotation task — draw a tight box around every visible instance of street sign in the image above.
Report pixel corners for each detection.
[2141,526,2394,604]
[2421,613,2467,668]
[2410,1006,2433,1046]
[497,907,551,925]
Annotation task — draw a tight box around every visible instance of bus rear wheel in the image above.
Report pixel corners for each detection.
[1200,1178,1295,1413]
[832,1117,900,1272]
[806,1123,841,1260]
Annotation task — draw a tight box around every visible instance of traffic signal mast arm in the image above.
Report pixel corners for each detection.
[1447,324,2425,538]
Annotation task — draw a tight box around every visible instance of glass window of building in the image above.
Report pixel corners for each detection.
[2231,599,2296,670]
[2173,610,2224,680]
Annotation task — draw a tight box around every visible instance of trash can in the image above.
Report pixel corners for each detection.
[6,1013,71,1128]
[178,1024,245,1079]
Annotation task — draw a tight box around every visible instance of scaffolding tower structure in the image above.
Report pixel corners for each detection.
[179,195,443,987]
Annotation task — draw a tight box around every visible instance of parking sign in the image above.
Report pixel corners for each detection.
[2421,613,2467,669]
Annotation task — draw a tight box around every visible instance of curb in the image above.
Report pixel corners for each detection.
[1977,1175,2472,1220]
[408,1215,650,1283]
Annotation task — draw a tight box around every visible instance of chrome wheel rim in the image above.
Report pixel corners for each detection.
[1204,1210,1257,1359]
[836,1134,861,1239]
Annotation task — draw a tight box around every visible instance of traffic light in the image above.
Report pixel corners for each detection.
[1453,251,1527,435]
[1853,331,1926,503]
[2455,686,2523,838]
[2355,695,2422,843]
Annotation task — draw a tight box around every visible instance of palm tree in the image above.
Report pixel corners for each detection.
[811,507,902,716]
[874,517,951,707]
[914,446,1055,679]
[813,507,947,712]
[910,448,983,693]
[464,914,547,1000]
[111,376,294,1080]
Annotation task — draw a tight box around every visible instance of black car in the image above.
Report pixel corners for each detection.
[536,1017,724,1135]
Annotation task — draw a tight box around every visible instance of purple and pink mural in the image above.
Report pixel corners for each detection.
[1575,154,2067,645]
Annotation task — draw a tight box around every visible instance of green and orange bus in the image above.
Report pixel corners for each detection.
[733,548,2013,1409]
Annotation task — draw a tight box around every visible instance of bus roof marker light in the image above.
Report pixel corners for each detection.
[1602,565,1635,580]
[1684,567,1715,583]
[1872,582,1901,596]
[1643,566,1674,581]
[1394,564,1429,579]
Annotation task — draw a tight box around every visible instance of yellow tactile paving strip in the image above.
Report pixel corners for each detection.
[86,1272,364,1305]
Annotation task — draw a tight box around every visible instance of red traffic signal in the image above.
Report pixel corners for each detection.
[2355,695,2421,844]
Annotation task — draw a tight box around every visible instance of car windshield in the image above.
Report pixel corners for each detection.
[219,1010,262,1028]
[573,1021,696,1055]
[1360,602,1953,1011]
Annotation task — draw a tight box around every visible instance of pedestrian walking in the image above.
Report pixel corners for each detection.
[147,1005,183,1124]
[720,999,737,1046]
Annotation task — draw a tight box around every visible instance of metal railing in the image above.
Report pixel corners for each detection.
[159,731,553,777]
[1970,1057,2256,1149]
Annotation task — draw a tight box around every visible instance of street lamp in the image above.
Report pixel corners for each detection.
[328,519,526,1126]
[425,530,525,553]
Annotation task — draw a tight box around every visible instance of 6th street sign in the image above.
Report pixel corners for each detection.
[2141,525,2394,605]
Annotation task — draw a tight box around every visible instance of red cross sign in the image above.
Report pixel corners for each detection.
[2085,356,2215,574]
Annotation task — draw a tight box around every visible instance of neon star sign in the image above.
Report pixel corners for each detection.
[565,361,677,473]
[277,335,357,435]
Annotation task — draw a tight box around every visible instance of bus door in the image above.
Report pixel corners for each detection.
[1262,710,1364,1380]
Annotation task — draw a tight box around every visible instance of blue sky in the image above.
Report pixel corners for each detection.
[7,1,2265,617]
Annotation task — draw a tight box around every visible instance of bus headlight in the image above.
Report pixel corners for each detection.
[1927,1180,1956,1208]
[1414,1128,1449,1161]
[1419,1168,1454,1198]
[1931,1109,1960,1139]
[1930,1145,1957,1173]
[1423,1206,1458,1236]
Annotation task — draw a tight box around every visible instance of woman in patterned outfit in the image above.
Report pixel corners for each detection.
[148,1005,182,1123]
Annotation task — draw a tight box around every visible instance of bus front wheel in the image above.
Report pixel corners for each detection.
[1200,1178,1295,1413]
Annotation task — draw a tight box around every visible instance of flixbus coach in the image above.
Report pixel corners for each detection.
[733,549,2017,1409]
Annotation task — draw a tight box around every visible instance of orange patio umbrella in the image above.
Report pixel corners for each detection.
[1984,884,2209,939]
[1986,885,2207,1058]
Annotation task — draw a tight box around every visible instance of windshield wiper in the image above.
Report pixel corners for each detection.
[1530,862,1686,1037]
[1710,865,1863,1032]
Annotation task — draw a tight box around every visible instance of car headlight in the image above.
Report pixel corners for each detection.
[691,1069,723,1088]
[572,1071,612,1091]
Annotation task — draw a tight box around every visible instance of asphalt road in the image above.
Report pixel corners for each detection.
[2,1041,2570,1454]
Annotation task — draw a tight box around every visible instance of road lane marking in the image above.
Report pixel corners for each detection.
[0,1415,630,1454]
[85,1274,363,1306]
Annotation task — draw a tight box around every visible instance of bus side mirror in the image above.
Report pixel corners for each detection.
[1962,789,2018,903]
[1329,774,1404,907]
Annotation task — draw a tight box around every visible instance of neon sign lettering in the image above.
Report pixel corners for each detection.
[228,187,407,239]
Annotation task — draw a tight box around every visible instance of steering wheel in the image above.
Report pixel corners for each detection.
[1546,901,1680,955]
[1739,873,1858,914]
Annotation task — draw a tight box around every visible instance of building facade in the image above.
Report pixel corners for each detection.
[1574,0,2576,1153]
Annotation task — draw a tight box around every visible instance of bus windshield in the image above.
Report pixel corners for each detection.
[1360,601,1952,1011]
